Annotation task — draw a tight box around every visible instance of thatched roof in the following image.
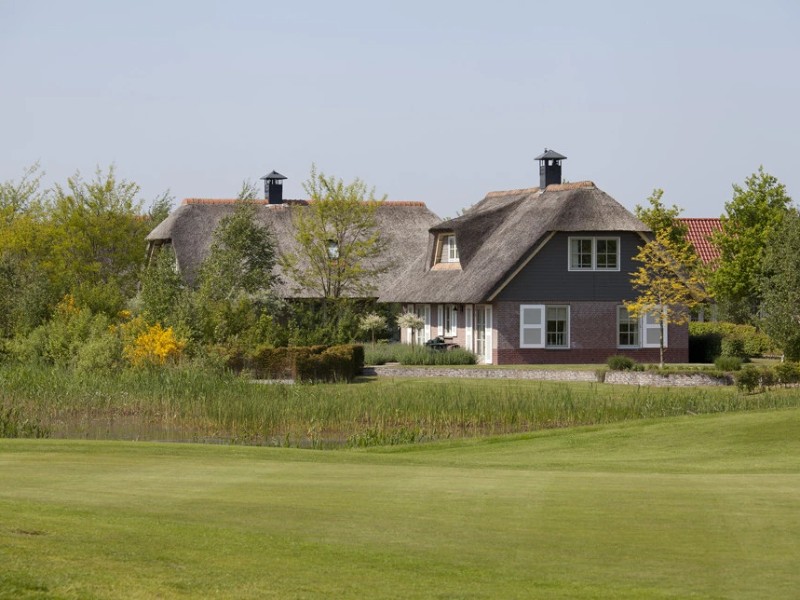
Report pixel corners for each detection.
[146,199,440,298]
[381,181,649,304]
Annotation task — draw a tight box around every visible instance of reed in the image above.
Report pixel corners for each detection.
[3,364,800,446]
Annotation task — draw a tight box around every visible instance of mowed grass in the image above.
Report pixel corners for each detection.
[1,409,799,599]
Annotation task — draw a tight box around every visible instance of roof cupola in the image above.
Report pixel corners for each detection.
[260,170,287,204]
[534,149,567,189]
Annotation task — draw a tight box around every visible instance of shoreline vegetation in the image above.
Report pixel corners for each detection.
[3,364,800,448]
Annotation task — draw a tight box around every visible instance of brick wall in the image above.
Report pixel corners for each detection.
[494,300,689,365]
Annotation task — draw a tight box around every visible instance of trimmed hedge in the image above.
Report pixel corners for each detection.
[689,322,776,362]
[249,344,364,382]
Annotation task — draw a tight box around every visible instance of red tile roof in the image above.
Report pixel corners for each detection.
[678,218,722,264]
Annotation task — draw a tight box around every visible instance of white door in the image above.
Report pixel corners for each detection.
[474,305,493,364]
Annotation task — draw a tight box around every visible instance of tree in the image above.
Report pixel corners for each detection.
[709,167,792,323]
[634,188,691,252]
[45,166,157,313]
[397,312,424,346]
[760,208,800,360]
[197,201,278,304]
[281,165,389,300]
[358,312,387,343]
[139,244,186,325]
[625,229,705,368]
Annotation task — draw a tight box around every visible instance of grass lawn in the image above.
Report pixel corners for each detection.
[2,408,799,599]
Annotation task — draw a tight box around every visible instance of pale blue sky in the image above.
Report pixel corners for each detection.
[2,0,798,218]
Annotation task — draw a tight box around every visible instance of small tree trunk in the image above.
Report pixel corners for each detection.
[659,319,665,369]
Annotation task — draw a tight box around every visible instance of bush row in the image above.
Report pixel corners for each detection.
[689,322,776,362]
[734,361,800,393]
[246,344,365,382]
[364,343,478,366]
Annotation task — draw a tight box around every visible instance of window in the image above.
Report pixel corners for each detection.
[617,306,640,347]
[444,304,458,337]
[595,238,618,270]
[570,238,593,270]
[569,237,619,271]
[616,305,667,348]
[546,306,569,348]
[520,304,569,349]
[327,240,339,259]
[437,234,459,264]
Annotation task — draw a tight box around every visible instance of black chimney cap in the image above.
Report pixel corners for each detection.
[534,149,567,161]
[260,170,287,181]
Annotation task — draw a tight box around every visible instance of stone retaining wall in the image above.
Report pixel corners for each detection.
[363,365,732,387]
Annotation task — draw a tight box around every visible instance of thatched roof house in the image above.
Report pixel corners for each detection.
[147,152,691,365]
[384,181,649,304]
[146,198,440,299]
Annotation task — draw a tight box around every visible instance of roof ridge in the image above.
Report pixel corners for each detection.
[544,181,595,192]
[182,198,426,207]
[485,187,539,198]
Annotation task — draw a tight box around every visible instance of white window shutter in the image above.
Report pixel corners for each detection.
[437,305,444,337]
[642,307,668,348]
[520,305,545,348]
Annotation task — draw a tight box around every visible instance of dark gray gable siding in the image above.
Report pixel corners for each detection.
[494,231,644,302]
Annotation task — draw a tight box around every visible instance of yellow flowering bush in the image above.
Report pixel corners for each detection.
[122,322,186,368]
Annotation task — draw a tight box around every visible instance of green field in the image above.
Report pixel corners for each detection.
[2,408,799,599]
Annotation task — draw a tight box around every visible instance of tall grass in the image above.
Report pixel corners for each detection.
[4,364,800,447]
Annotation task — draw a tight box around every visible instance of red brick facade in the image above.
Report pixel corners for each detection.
[410,301,689,365]
[494,301,688,364]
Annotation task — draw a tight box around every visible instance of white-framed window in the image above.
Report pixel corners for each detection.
[443,304,458,337]
[617,305,667,348]
[437,233,459,264]
[520,304,570,349]
[617,306,640,348]
[568,237,619,271]
[546,306,570,348]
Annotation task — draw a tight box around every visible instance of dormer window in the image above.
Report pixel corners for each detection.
[327,240,339,259]
[437,233,459,264]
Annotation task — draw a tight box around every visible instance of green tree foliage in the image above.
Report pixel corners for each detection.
[709,167,792,323]
[282,165,389,299]
[197,198,278,304]
[634,188,691,252]
[139,245,186,325]
[0,164,58,334]
[191,187,280,346]
[48,166,152,305]
[760,208,800,360]
[625,229,704,367]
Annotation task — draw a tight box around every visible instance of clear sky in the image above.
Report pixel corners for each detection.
[2,0,798,219]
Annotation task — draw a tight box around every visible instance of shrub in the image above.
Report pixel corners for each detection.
[75,333,123,373]
[734,365,762,393]
[713,356,742,371]
[720,337,746,358]
[607,355,637,371]
[689,322,777,361]
[759,366,776,389]
[399,346,477,366]
[123,323,186,368]
[775,361,800,385]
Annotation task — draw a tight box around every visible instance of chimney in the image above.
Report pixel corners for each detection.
[260,170,287,204]
[534,149,567,188]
